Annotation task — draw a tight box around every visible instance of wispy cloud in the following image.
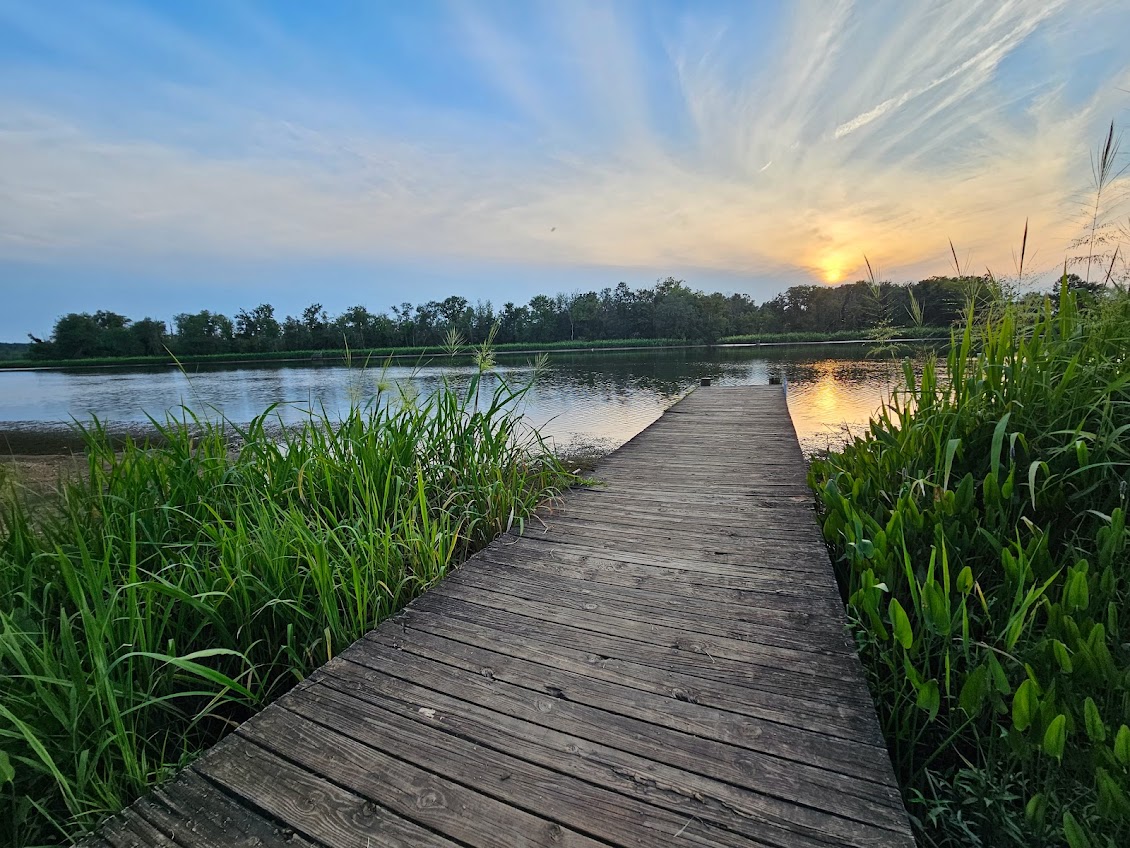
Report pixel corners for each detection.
[0,0,1128,290]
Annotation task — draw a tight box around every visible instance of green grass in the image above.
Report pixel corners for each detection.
[0,330,952,370]
[809,287,1130,847]
[0,337,694,370]
[721,326,951,345]
[0,375,574,847]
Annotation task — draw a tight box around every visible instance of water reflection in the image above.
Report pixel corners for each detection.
[0,346,927,455]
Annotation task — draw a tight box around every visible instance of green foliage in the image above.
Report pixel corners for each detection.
[810,287,1130,846]
[20,274,968,365]
[0,343,29,362]
[0,378,573,846]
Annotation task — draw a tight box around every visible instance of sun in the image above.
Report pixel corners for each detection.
[820,260,845,284]
[815,250,856,284]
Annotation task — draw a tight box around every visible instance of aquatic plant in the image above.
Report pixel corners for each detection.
[0,376,572,846]
[811,286,1130,846]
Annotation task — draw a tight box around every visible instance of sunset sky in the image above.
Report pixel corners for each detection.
[2,0,1129,341]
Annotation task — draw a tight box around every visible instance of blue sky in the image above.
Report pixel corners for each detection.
[2,0,1128,341]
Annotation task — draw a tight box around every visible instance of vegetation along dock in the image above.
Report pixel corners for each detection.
[84,386,913,848]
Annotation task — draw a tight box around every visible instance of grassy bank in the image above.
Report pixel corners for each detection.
[809,288,1130,847]
[721,326,951,345]
[0,337,688,370]
[0,378,573,846]
[0,329,950,371]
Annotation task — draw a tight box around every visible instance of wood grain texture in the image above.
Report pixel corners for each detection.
[87,386,913,847]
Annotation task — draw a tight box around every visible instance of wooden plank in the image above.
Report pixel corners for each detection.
[517,515,835,550]
[300,669,831,848]
[357,628,904,805]
[460,556,849,641]
[328,642,910,846]
[411,583,876,714]
[429,576,864,684]
[395,602,884,742]
[481,535,840,601]
[499,531,837,581]
[361,618,894,787]
[507,526,835,570]
[192,733,460,848]
[448,562,852,657]
[470,544,844,618]
[541,498,820,527]
[236,704,613,848]
[99,808,180,848]
[140,771,321,848]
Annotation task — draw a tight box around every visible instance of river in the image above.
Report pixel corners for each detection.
[0,345,927,456]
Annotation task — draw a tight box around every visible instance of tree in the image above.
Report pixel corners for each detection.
[527,294,561,342]
[337,305,377,348]
[173,311,234,355]
[51,313,104,359]
[437,296,470,331]
[130,318,167,356]
[234,304,281,353]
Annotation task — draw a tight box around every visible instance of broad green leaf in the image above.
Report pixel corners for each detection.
[1083,697,1106,743]
[1114,725,1130,766]
[1012,679,1038,732]
[1062,810,1092,848]
[1043,714,1067,760]
[889,598,913,650]
[956,566,973,594]
[1096,767,1130,818]
[1052,640,1073,674]
[1024,793,1045,825]
[1065,569,1089,612]
[0,750,13,786]
[958,665,988,716]
[916,680,940,721]
[988,653,1011,695]
[921,580,950,635]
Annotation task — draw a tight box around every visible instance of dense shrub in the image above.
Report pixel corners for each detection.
[810,289,1130,847]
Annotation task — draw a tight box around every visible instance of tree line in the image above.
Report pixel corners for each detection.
[23,274,1093,361]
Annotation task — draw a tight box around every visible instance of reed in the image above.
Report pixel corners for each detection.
[0,375,573,846]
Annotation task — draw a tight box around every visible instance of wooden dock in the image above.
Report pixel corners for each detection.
[87,386,913,848]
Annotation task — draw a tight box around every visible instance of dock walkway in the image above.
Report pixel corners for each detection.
[89,386,913,848]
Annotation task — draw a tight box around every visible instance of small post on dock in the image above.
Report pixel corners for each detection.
[700,377,712,386]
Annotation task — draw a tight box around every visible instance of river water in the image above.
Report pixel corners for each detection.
[0,345,925,456]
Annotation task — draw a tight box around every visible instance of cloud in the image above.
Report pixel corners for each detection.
[0,0,1128,289]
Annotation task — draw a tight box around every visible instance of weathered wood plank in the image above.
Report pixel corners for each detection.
[393,602,884,741]
[460,556,849,640]
[193,734,460,848]
[331,642,911,845]
[236,704,612,848]
[360,621,895,788]
[292,681,831,848]
[429,577,864,684]
[141,771,320,848]
[470,544,845,618]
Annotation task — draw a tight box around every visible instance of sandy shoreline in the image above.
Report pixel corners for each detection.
[1,454,82,491]
[1,423,169,455]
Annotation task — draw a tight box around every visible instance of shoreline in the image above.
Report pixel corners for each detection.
[1,423,180,455]
[0,334,948,373]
